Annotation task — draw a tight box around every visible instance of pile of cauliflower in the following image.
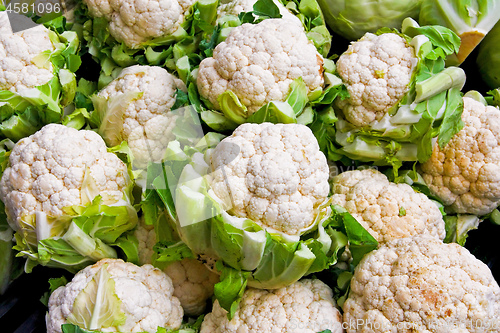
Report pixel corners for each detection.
[1,0,500,333]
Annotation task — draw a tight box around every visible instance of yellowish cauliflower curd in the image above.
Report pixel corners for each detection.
[82,0,195,48]
[46,258,183,333]
[0,12,55,92]
[343,236,500,332]
[0,124,129,229]
[200,279,344,333]
[336,32,417,127]
[331,169,445,243]
[134,218,219,316]
[96,65,186,168]
[197,18,324,114]
[420,96,500,215]
[209,123,330,236]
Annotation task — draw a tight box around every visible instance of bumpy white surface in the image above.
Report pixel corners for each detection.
[343,236,500,332]
[201,279,344,333]
[197,18,323,114]
[336,32,416,127]
[97,65,185,168]
[0,124,129,229]
[46,258,183,333]
[83,0,195,48]
[420,97,500,215]
[331,169,445,243]
[209,122,329,235]
[0,12,55,92]
[134,219,158,267]
[164,257,220,316]
[134,218,219,316]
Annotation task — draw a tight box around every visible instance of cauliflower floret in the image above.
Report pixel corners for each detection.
[217,0,302,26]
[82,0,195,48]
[209,123,330,235]
[164,257,219,316]
[330,169,445,243]
[201,279,343,333]
[96,65,186,168]
[46,258,183,333]
[0,124,130,229]
[134,218,158,266]
[197,18,324,114]
[420,96,500,215]
[343,236,500,332]
[134,218,219,316]
[0,12,55,92]
[335,32,417,127]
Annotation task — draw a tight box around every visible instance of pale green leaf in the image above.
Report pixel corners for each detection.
[67,263,126,331]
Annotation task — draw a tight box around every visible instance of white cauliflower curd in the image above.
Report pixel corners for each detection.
[343,236,500,332]
[200,279,344,333]
[0,11,56,93]
[335,32,417,127]
[95,65,186,168]
[82,0,196,48]
[209,122,330,236]
[330,169,445,243]
[196,18,324,114]
[420,96,500,215]
[0,123,130,229]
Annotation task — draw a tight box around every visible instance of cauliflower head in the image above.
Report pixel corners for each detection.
[0,124,130,229]
[134,218,219,316]
[330,169,445,243]
[0,12,55,92]
[197,18,324,114]
[335,32,417,127]
[200,279,343,333]
[46,258,183,333]
[82,0,195,48]
[209,122,330,236]
[343,236,500,332]
[420,96,500,215]
[96,65,186,168]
